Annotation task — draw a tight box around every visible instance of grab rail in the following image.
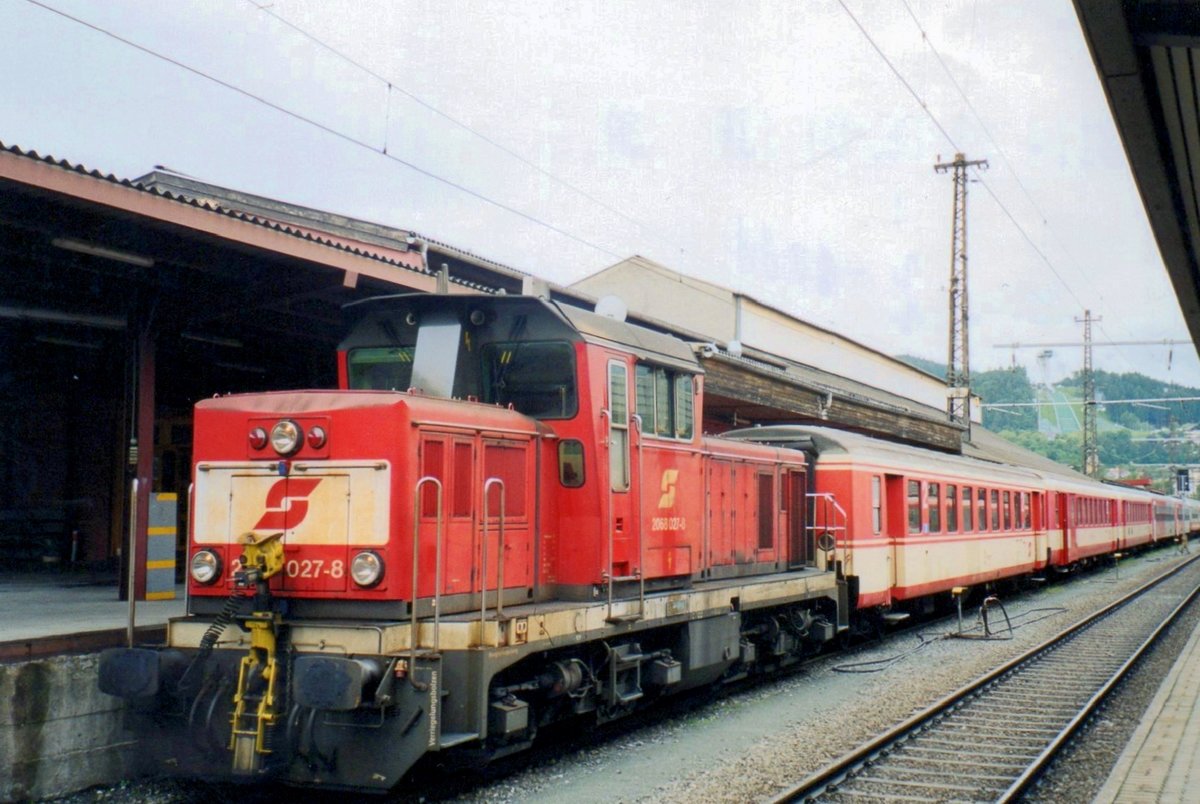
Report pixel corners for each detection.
[807,492,849,572]
[606,415,645,622]
[481,477,506,622]
[412,477,444,656]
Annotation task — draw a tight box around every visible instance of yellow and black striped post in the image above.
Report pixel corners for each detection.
[145,492,177,600]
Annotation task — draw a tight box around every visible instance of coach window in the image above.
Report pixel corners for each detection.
[927,482,941,532]
[1003,492,1012,530]
[946,484,958,532]
[608,361,630,491]
[635,364,695,440]
[962,486,973,532]
[871,476,882,534]
[978,488,987,531]
[1013,493,1023,531]
[907,480,921,534]
[990,490,1000,530]
[1021,492,1031,529]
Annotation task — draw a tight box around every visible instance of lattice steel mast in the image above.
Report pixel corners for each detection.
[935,153,988,431]
[1076,309,1102,477]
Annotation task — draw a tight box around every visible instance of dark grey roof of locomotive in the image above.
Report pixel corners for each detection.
[555,302,698,371]
[341,293,699,371]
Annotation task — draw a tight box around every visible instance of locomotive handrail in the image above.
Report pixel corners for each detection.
[601,406,615,586]
[806,492,849,572]
[412,477,444,656]
[611,414,645,622]
[482,477,506,623]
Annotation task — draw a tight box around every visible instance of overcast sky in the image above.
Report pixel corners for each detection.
[4,0,1197,391]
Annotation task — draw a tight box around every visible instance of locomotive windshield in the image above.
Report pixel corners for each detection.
[347,346,415,391]
[480,341,577,418]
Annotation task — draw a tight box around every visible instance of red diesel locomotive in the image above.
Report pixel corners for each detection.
[99,291,1197,792]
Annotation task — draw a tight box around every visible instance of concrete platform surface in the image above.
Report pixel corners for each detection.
[0,572,185,643]
[1094,618,1200,803]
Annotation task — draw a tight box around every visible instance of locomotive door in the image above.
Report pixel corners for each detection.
[707,460,735,568]
[785,469,810,568]
[481,438,534,596]
[1059,492,1074,563]
[417,435,476,599]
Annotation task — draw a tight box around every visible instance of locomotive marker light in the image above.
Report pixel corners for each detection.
[306,424,327,449]
[248,427,268,450]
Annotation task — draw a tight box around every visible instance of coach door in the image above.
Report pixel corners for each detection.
[785,469,810,568]
[1059,492,1075,563]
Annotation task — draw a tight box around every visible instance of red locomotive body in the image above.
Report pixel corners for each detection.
[99,292,1198,792]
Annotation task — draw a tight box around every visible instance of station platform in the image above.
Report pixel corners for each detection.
[0,570,185,662]
[1094,619,1200,802]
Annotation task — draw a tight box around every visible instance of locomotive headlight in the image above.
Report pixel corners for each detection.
[350,550,385,587]
[190,550,222,585]
[270,419,302,455]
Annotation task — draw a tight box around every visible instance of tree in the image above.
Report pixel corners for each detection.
[975,367,1038,431]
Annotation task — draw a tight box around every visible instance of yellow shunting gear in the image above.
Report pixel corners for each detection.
[228,531,285,774]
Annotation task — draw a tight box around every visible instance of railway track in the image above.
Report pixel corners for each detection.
[769,552,1200,804]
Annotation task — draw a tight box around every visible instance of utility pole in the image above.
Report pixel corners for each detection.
[994,333,1190,477]
[1075,309,1102,477]
[935,153,988,432]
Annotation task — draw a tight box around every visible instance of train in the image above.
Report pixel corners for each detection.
[98,290,1200,791]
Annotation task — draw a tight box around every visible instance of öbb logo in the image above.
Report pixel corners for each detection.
[254,478,322,531]
[658,469,679,509]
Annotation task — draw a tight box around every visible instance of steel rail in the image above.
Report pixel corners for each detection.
[768,551,1200,803]
[998,576,1200,802]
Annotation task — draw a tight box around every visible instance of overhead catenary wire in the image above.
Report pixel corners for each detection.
[848,0,1168,383]
[897,0,1157,374]
[241,0,690,260]
[836,1,1090,312]
[23,0,627,262]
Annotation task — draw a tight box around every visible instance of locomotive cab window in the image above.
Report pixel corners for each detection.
[348,346,416,391]
[481,341,578,419]
[608,361,630,491]
[634,364,694,440]
[558,440,585,488]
